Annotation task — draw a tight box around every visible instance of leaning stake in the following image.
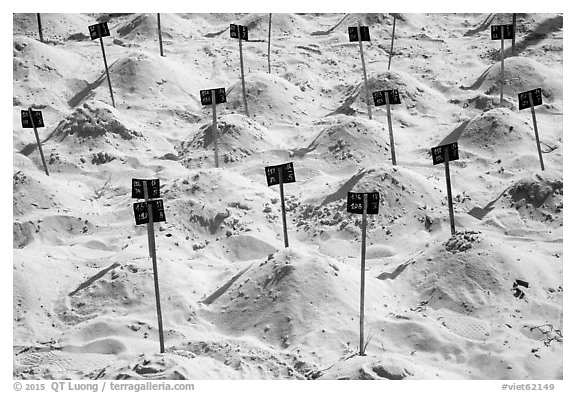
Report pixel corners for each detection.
[89,22,115,108]
[132,179,166,353]
[444,146,456,235]
[267,13,272,74]
[37,13,43,43]
[431,142,459,235]
[21,107,49,176]
[157,13,164,57]
[359,193,367,355]
[357,22,372,120]
[388,16,396,71]
[347,191,380,356]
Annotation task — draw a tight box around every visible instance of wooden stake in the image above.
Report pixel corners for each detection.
[359,193,367,356]
[98,34,116,108]
[357,22,372,120]
[157,13,164,57]
[37,13,43,43]
[211,90,219,168]
[500,25,505,106]
[528,93,545,171]
[238,35,249,117]
[444,147,455,235]
[28,107,49,176]
[279,169,289,248]
[512,13,517,55]
[385,90,397,165]
[143,184,165,354]
[388,16,396,71]
[267,13,272,74]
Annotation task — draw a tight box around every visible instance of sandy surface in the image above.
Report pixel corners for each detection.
[12,12,563,380]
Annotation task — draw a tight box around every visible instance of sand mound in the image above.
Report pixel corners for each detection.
[294,165,447,237]
[466,57,562,108]
[200,248,366,352]
[304,115,389,163]
[333,69,448,117]
[105,53,205,109]
[180,114,283,165]
[460,108,534,149]
[163,169,282,250]
[13,13,93,42]
[52,101,143,142]
[224,71,323,122]
[498,173,562,227]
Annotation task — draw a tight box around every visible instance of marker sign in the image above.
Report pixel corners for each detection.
[21,110,44,128]
[133,200,166,225]
[491,24,514,40]
[372,89,401,106]
[348,26,370,42]
[518,88,542,110]
[200,88,227,106]
[431,142,459,165]
[265,162,296,187]
[230,24,248,41]
[347,192,380,214]
[132,179,161,199]
[89,22,110,40]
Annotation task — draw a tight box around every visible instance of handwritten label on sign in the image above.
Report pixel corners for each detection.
[21,110,44,128]
[230,24,248,41]
[372,89,401,106]
[132,179,161,199]
[348,26,370,42]
[133,199,166,225]
[200,88,227,106]
[431,142,459,165]
[347,192,379,214]
[265,162,296,187]
[518,88,543,110]
[490,24,514,40]
[89,22,110,40]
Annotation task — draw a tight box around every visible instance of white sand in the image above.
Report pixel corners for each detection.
[13,12,563,380]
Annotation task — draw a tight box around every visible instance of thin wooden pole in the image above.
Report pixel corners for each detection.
[238,35,249,117]
[36,13,43,43]
[444,147,455,235]
[279,169,289,248]
[157,13,164,57]
[211,90,219,168]
[28,107,49,176]
[144,184,165,354]
[388,16,396,71]
[500,25,505,106]
[99,35,116,108]
[358,22,372,120]
[385,91,397,165]
[359,193,368,356]
[512,13,517,55]
[528,93,545,171]
[267,13,272,74]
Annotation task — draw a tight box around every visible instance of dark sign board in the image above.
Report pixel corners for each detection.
[490,24,514,40]
[21,110,44,128]
[431,142,459,165]
[133,199,166,225]
[89,22,110,40]
[348,26,370,42]
[518,88,543,110]
[347,192,380,214]
[230,24,248,41]
[132,178,161,199]
[372,89,401,106]
[200,88,227,106]
[265,162,296,187]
